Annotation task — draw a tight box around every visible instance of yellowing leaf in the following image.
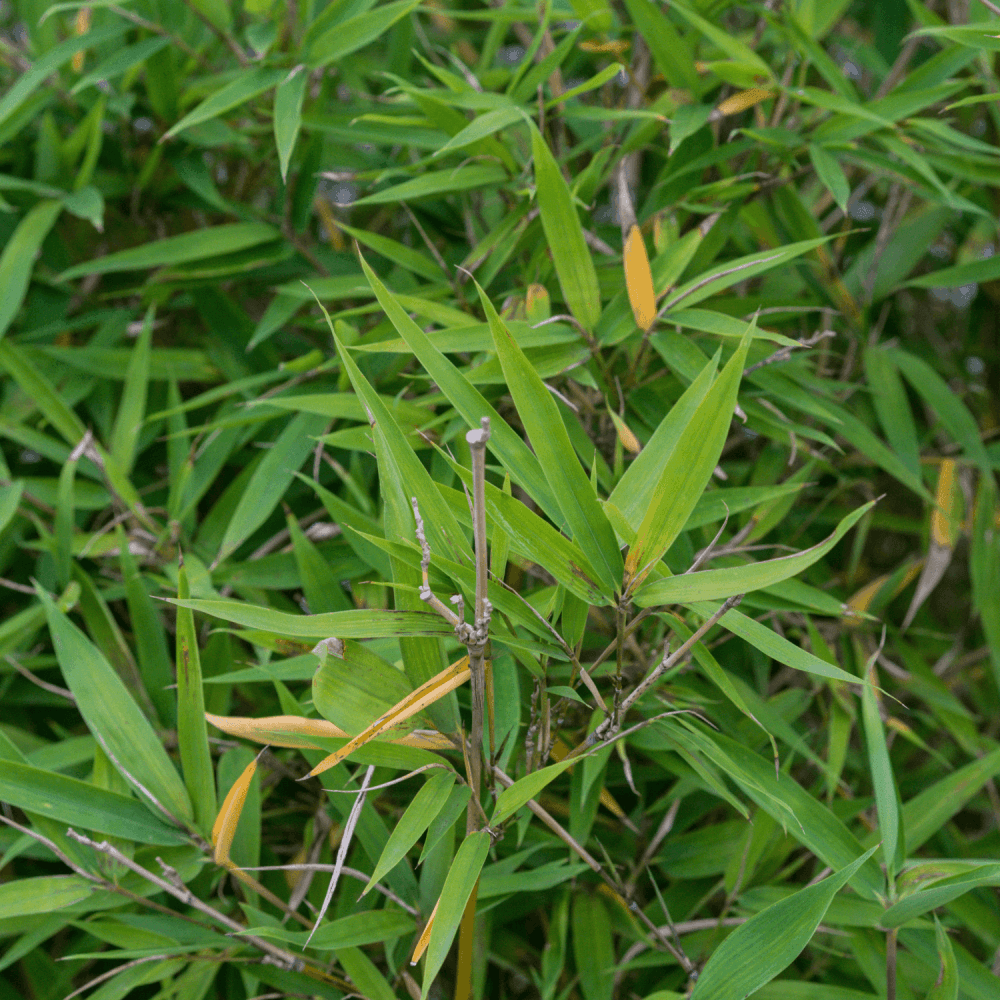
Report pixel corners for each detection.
[608,410,641,454]
[212,750,261,865]
[845,560,923,620]
[931,457,960,548]
[307,656,471,777]
[411,896,439,964]
[623,224,657,332]
[713,88,773,118]
[206,712,454,751]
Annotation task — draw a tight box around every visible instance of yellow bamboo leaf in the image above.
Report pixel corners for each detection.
[608,410,641,454]
[313,196,345,249]
[212,750,262,865]
[205,712,454,752]
[307,656,471,777]
[579,39,630,56]
[623,224,656,332]
[931,458,959,548]
[411,896,440,965]
[713,88,773,118]
[846,560,923,621]
[207,712,349,747]
[71,9,91,72]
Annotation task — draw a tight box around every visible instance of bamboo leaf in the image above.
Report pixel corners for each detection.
[690,847,879,999]
[211,750,260,865]
[167,597,455,639]
[39,586,193,826]
[634,500,875,606]
[530,122,601,331]
[176,559,217,834]
[623,224,656,332]
[479,282,623,596]
[625,329,751,592]
[364,770,456,893]
[421,831,491,999]
[162,66,285,141]
[274,67,308,182]
[0,759,189,845]
[0,200,62,341]
[308,656,469,776]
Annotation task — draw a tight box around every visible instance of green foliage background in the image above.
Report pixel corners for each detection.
[1,1,999,999]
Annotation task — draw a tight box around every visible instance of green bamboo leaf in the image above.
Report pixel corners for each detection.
[0,338,86,446]
[572,894,615,1000]
[888,347,992,474]
[364,770,456,893]
[0,759,188,845]
[0,876,91,918]
[709,733,884,900]
[39,587,193,826]
[690,847,879,999]
[634,500,874,606]
[0,200,62,341]
[336,949,397,1000]
[0,23,127,130]
[313,639,420,736]
[162,66,285,142]
[479,283,622,596]
[175,559,217,835]
[670,0,772,78]
[118,529,174,728]
[530,122,601,331]
[328,318,468,566]
[861,667,904,885]
[623,0,700,91]
[274,67,308,182]
[608,352,718,528]
[217,411,330,562]
[167,597,455,639]
[286,509,353,614]
[109,306,153,475]
[862,347,921,484]
[432,105,523,159]
[70,36,170,95]
[306,0,420,68]
[819,398,932,501]
[927,917,959,1000]
[882,864,1000,928]
[59,223,278,280]
[492,760,576,825]
[0,479,23,535]
[809,143,850,213]
[357,254,560,522]
[626,330,750,592]
[422,831,491,1000]
[339,223,441,281]
[249,910,416,949]
[353,163,508,206]
[887,747,1000,856]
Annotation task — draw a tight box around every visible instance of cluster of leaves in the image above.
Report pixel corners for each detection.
[1,1,1000,999]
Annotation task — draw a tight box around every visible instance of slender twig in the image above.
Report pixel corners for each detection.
[234,864,419,916]
[5,654,75,701]
[181,0,249,66]
[65,829,307,971]
[565,596,744,760]
[465,417,492,824]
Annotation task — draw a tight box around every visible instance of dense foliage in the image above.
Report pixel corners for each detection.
[1,2,999,1000]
